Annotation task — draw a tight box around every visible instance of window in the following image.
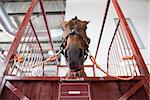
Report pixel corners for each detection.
[114,18,145,49]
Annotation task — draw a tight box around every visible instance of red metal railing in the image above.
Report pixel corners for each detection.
[0,0,149,99]
[1,0,149,78]
[2,0,55,76]
[105,0,149,76]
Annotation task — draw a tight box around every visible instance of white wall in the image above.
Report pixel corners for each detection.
[64,0,108,76]
[63,0,149,75]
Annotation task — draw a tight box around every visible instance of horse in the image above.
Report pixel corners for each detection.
[61,17,90,78]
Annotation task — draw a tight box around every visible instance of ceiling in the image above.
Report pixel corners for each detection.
[0,0,66,64]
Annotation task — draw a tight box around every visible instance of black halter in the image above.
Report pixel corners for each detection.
[60,31,88,62]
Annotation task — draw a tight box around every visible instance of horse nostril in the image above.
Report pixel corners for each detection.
[69,62,79,69]
[69,62,77,66]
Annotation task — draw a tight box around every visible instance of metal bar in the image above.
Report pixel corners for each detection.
[30,20,44,61]
[119,24,133,74]
[26,39,37,76]
[56,65,59,76]
[2,0,66,3]
[113,39,123,75]
[92,66,96,77]
[119,80,143,100]
[58,65,94,67]
[39,0,59,70]
[20,31,34,76]
[0,40,62,44]
[0,77,6,95]
[8,11,65,16]
[15,26,32,76]
[30,44,38,68]
[3,0,38,75]
[109,48,115,75]
[32,44,39,68]
[17,26,31,54]
[20,32,35,76]
[15,28,33,76]
[95,0,111,58]
[119,24,137,76]
[5,81,30,100]
[39,0,54,51]
[112,45,121,75]
[112,0,149,75]
[114,38,127,76]
[116,29,129,76]
[3,76,144,81]
[107,21,120,75]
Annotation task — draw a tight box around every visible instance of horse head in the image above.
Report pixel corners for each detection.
[63,16,90,43]
[61,17,90,77]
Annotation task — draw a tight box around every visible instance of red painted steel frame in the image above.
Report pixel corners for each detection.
[0,75,145,96]
[30,21,44,60]
[2,76,145,82]
[107,21,120,74]
[39,0,54,52]
[3,0,38,75]
[112,0,149,76]
[39,0,59,68]
[30,20,45,75]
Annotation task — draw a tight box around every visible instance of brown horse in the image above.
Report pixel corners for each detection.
[61,17,90,78]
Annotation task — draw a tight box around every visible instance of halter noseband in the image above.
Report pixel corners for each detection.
[60,32,88,62]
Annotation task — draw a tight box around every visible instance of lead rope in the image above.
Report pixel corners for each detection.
[31,49,63,68]
[87,51,136,81]
[31,49,136,80]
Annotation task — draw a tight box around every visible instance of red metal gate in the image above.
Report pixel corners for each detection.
[0,0,149,100]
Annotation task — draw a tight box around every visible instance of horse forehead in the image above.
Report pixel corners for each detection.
[66,20,83,27]
[67,36,80,46]
[67,35,82,44]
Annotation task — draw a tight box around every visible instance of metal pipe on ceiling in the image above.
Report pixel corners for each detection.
[0,4,18,36]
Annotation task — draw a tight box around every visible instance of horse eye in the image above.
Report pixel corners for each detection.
[64,49,68,58]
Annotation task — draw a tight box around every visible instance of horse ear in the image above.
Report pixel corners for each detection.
[60,21,69,29]
[86,21,90,24]
[62,21,68,26]
[64,21,69,25]
[83,21,90,25]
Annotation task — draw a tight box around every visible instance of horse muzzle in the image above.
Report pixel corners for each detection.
[69,61,82,71]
